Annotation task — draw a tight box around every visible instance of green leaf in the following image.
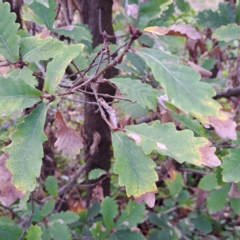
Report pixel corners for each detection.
[196,3,235,29]
[20,36,65,62]
[165,171,183,198]
[49,211,79,224]
[148,228,173,240]
[48,222,71,240]
[236,1,240,22]
[119,101,148,120]
[198,174,217,191]
[110,78,161,111]
[147,212,168,228]
[201,58,216,71]
[44,44,83,94]
[109,230,145,240]
[125,121,220,167]
[137,48,220,118]
[89,168,107,180]
[90,221,108,240]
[213,23,240,42]
[36,0,49,7]
[41,199,55,217]
[230,198,240,215]
[0,225,22,240]
[125,52,146,75]
[170,112,209,137]
[53,24,92,43]
[26,225,42,240]
[189,214,212,234]
[112,131,158,198]
[116,201,145,228]
[0,74,41,116]
[45,176,58,198]
[0,216,14,225]
[28,0,56,29]
[138,0,173,29]
[22,5,46,27]
[100,197,118,231]
[0,2,20,62]
[175,0,190,12]
[207,183,230,212]
[24,0,34,4]
[40,226,51,240]
[8,66,37,88]
[221,148,240,182]
[4,103,49,193]
[87,200,101,220]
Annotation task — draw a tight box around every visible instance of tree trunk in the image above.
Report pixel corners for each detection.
[80,0,118,206]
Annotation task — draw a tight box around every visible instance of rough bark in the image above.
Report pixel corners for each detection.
[80,0,118,205]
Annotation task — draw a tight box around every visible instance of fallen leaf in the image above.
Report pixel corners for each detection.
[144,22,201,40]
[228,182,240,198]
[0,153,24,206]
[199,143,221,167]
[54,111,84,159]
[208,111,237,140]
[134,191,156,208]
[187,61,212,78]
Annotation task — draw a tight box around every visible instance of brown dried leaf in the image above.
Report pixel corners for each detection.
[91,185,104,204]
[144,22,201,40]
[90,132,101,156]
[228,182,240,198]
[0,153,24,206]
[54,111,83,159]
[134,191,156,208]
[39,28,51,39]
[187,61,212,78]
[199,143,221,167]
[209,111,237,140]
[196,188,208,208]
[125,3,139,20]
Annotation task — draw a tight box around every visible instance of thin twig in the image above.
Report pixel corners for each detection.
[78,89,132,102]
[94,49,105,75]
[68,28,141,93]
[19,193,34,240]
[91,83,114,129]
[62,96,98,105]
[71,60,84,78]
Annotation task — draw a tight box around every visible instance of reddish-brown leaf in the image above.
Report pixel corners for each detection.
[228,182,240,198]
[208,111,237,140]
[54,111,84,159]
[0,153,24,206]
[134,191,156,208]
[144,22,201,40]
[199,143,221,167]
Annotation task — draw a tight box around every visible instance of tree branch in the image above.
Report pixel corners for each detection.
[214,86,240,99]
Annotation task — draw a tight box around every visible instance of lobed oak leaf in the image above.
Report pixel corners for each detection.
[144,22,201,40]
[54,111,83,159]
[134,191,156,208]
[0,153,24,207]
[199,143,221,167]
